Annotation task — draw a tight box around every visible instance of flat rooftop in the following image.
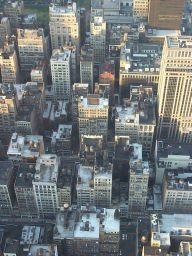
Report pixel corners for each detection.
[164,168,192,191]
[80,96,108,109]
[54,210,76,239]
[20,226,41,245]
[49,2,77,14]
[7,133,44,159]
[29,244,58,256]
[77,165,93,189]
[34,154,59,183]
[130,160,149,175]
[74,212,100,239]
[102,209,120,233]
[94,164,112,179]
[157,140,192,158]
[167,36,192,48]
[160,214,192,236]
[51,49,71,62]
[15,163,36,188]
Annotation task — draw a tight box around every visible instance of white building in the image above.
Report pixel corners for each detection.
[78,94,109,137]
[51,48,71,100]
[33,154,59,218]
[94,164,112,208]
[76,164,95,207]
[155,140,192,184]
[7,133,45,162]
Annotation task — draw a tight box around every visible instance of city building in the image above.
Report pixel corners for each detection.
[133,0,149,17]
[54,206,120,256]
[0,17,11,48]
[119,41,161,97]
[51,48,71,100]
[155,140,192,184]
[76,164,95,206]
[80,134,104,161]
[0,42,20,84]
[14,82,44,135]
[7,133,45,162]
[49,2,80,52]
[162,168,192,213]
[98,208,120,256]
[57,166,74,208]
[17,28,48,75]
[0,161,15,217]
[51,124,72,156]
[78,94,109,137]
[28,245,58,256]
[0,84,17,143]
[14,163,38,217]
[73,211,100,256]
[72,83,89,124]
[63,44,77,84]
[30,61,47,90]
[4,0,24,29]
[80,45,94,93]
[142,214,170,255]
[94,163,112,208]
[33,154,59,218]
[148,0,184,30]
[115,86,156,155]
[99,60,115,105]
[128,144,149,216]
[158,36,192,142]
[90,16,106,64]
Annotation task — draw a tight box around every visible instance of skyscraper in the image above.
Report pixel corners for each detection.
[158,36,192,143]
[148,0,184,30]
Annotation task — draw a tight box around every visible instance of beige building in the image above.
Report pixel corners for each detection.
[17,28,47,74]
[162,169,192,213]
[0,85,17,142]
[4,0,24,29]
[49,3,80,52]
[0,42,20,84]
[90,16,106,64]
[133,0,149,17]
[30,61,47,90]
[78,94,109,137]
[158,36,192,143]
